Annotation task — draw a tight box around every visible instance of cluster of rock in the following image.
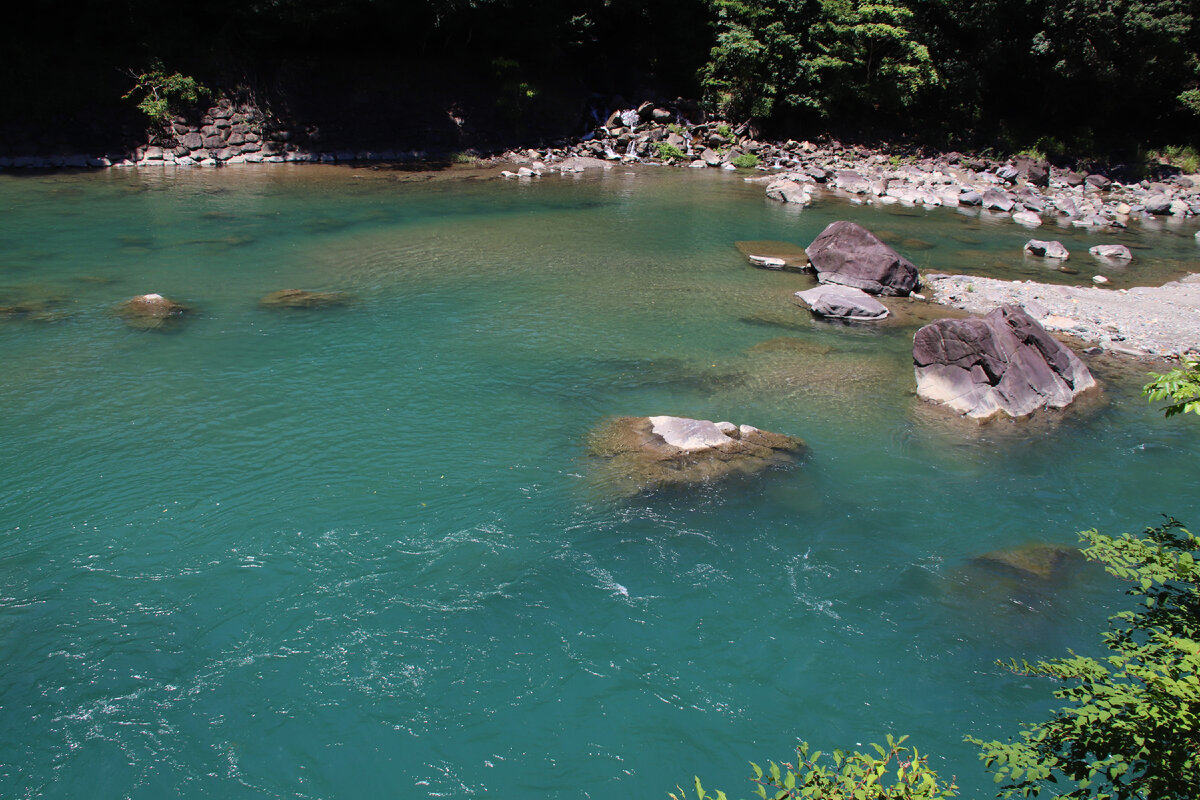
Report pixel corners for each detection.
[114,289,348,331]
[488,101,1200,232]
[913,305,1097,420]
[588,415,807,494]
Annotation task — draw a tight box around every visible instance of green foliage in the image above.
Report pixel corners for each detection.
[655,141,688,160]
[1144,355,1200,417]
[123,63,210,124]
[701,0,938,122]
[731,152,760,168]
[670,735,958,800]
[970,519,1200,799]
[1147,144,1200,174]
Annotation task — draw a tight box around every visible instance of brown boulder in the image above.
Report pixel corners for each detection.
[913,305,1096,419]
[806,221,919,296]
[117,293,190,331]
[588,415,806,494]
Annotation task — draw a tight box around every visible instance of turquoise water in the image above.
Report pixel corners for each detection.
[0,165,1197,799]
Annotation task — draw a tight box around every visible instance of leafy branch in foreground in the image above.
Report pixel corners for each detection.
[123,62,210,124]
[670,735,958,800]
[1143,355,1200,417]
[969,518,1200,799]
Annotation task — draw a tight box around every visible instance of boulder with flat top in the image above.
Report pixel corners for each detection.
[794,285,889,321]
[588,415,806,494]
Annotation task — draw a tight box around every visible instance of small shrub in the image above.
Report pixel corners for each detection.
[670,736,958,800]
[655,142,687,161]
[731,152,760,169]
[123,62,210,124]
[716,123,733,139]
[1149,144,1200,174]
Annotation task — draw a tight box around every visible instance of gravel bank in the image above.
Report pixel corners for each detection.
[925,273,1200,358]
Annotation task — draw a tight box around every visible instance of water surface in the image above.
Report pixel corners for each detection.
[1,164,1197,799]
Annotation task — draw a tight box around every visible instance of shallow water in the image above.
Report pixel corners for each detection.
[1,164,1197,799]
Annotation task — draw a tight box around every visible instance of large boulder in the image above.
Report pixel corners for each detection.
[805,221,920,296]
[913,305,1097,419]
[794,285,889,321]
[588,415,806,493]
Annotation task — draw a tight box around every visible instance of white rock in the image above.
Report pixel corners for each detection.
[649,416,733,451]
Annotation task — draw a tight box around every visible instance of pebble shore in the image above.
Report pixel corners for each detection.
[924,273,1200,358]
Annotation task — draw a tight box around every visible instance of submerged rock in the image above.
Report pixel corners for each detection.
[794,285,889,321]
[259,289,350,309]
[588,415,806,493]
[913,304,1096,419]
[806,220,919,296]
[117,293,191,331]
[972,543,1082,581]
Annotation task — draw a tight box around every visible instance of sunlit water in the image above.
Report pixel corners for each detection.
[1,164,1197,799]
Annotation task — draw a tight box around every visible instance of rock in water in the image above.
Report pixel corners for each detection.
[794,285,889,321]
[1089,244,1132,261]
[805,221,920,296]
[1024,239,1070,259]
[117,293,190,331]
[259,289,350,309]
[912,305,1096,419]
[972,543,1082,582]
[588,415,806,493]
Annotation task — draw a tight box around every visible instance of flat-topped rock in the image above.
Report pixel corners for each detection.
[557,156,613,173]
[117,293,191,331]
[735,240,810,270]
[588,415,806,493]
[259,289,350,309]
[913,304,1096,419]
[806,221,919,296]
[795,285,889,321]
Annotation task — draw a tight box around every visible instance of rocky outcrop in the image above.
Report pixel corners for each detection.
[913,305,1096,419]
[259,289,350,309]
[805,221,920,296]
[117,293,191,331]
[588,415,806,493]
[794,285,889,321]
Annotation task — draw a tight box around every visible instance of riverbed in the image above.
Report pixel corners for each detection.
[1,164,1197,799]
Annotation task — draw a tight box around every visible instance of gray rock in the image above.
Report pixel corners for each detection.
[1089,244,1133,260]
[765,179,812,205]
[982,189,1015,212]
[1012,210,1042,227]
[833,170,871,194]
[795,285,890,320]
[1024,239,1070,259]
[1144,194,1174,215]
[913,305,1096,419]
[960,190,983,206]
[806,220,920,296]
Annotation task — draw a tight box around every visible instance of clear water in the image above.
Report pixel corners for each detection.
[0,165,1196,799]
